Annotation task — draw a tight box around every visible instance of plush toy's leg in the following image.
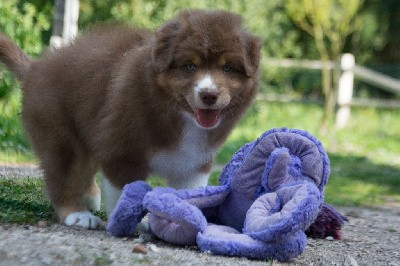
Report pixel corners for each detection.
[197,224,307,262]
[306,203,348,240]
[139,185,229,245]
[106,181,152,237]
[143,191,208,245]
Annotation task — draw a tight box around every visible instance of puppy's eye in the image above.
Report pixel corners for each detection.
[223,64,233,73]
[186,63,197,72]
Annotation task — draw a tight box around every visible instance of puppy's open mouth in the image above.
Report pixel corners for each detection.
[194,109,221,128]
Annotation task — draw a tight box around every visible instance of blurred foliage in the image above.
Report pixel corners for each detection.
[286,0,363,130]
[0,0,51,99]
[0,1,51,154]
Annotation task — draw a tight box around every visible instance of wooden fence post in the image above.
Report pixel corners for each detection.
[336,53,355,129]
[63,0,79,43]
[50,0,79,49]
[50,0,64,49]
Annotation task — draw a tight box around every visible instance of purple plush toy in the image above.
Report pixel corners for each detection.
[107,128,346,262]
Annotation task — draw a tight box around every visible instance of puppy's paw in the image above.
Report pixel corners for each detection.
[64,211,104,230]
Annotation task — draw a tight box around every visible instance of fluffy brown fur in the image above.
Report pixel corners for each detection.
[0,10,261,227]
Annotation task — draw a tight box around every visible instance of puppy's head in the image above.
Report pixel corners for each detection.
[153,10,261,129]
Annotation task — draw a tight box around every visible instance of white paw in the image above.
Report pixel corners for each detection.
[64,211,104,230]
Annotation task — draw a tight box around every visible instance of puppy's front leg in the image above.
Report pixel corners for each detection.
[101,159,149,218]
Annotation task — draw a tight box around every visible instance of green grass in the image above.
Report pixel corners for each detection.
[0,178,53,223]
[1,97,400,224]
[0,88,32,163]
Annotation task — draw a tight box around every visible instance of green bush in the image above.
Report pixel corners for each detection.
[0,1,51,156]
[0,1,51,98]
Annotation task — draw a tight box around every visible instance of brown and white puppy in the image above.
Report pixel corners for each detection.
[0,10,261,229]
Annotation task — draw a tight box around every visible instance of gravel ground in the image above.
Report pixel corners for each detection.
[1,165,400,266]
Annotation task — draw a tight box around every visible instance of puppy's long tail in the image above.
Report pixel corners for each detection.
[0,34,31,80]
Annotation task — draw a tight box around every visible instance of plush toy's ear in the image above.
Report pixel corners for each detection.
[244,182,322,242]
[219,140,256,187]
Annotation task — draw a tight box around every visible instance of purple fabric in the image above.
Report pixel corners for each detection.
[143,192,207,245]
[142,186,230,245]
[197,224,307,261]
[106,128,346,262]
[106,181,152,237]
[244,183,322,242]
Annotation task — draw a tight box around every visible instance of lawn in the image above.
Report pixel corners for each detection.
[1,91,400,223]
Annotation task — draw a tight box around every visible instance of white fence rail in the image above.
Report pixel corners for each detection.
[264,54,400,128]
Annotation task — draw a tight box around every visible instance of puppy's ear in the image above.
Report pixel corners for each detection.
[153,19,182,73]
[243,34,262,77]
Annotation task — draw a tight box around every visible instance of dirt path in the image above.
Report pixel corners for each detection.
[1,165,399,265]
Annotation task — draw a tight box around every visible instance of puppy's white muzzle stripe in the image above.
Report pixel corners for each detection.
[195,75,218,93]
[194,75,218,106]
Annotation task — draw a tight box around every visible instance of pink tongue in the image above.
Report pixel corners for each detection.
[195,109,221,128]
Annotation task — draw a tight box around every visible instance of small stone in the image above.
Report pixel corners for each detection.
[325,236,334,241]
[132,244,148,254]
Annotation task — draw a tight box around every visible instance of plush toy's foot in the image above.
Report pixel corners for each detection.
[144,190,208,245]
[142,186,230,245]
[197,224,306,262]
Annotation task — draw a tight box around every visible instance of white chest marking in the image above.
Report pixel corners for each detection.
[149,113,216,187]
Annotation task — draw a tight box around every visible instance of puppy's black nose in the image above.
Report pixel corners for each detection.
[200,91,218,106]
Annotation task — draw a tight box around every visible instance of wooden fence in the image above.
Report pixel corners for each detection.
[264,54,400,128]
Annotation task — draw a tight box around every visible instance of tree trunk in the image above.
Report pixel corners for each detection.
[320,59,334,133]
